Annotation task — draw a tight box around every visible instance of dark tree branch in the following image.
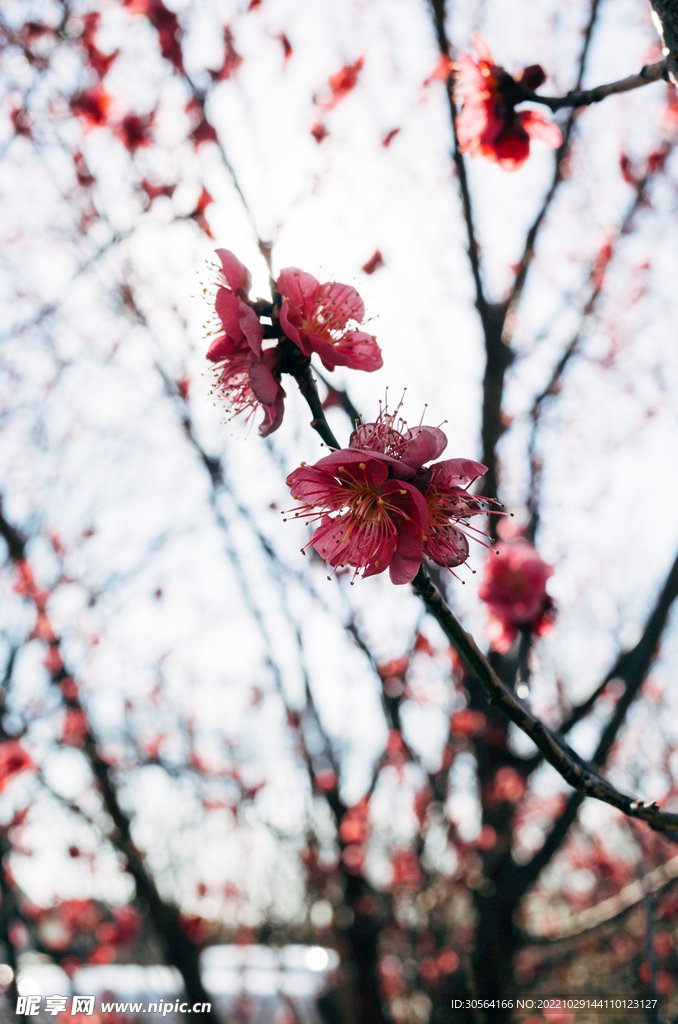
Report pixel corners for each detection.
[522,59,669,111]
[411,564,678,836]
[428,0,489,323]
[314,369,362,431]
[649,0,678,83]
[292,362,341,450]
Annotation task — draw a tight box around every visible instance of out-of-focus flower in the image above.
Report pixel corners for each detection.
[80,13,118,80]
[208,26,242,81]
[115,112,154,151]
[478,539,555,652]
[455,36,561,170]
[0,740,34,791]
[286,405,493,583]
[207,249,285,436]
[70,85,113,127]
[277,268,382,372]
[124,0,184,73]
[362,249,384,275]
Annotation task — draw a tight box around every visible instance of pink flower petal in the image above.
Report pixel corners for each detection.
[400,427,448,470]
[206,334,242,362]
[520,110,562,149]
[215,248,252,293]
[331,331,383,372]
[279,300,304,348]
[276,268,320,317]
[286,466,347,510]
[313,450,391,488]
[429,458,487,487]
[473,34,494,63]
[319,281,365,327]
[215,288,244,339]
[238,302,263,355]
[248,358,281,406]
[258,392,285,437]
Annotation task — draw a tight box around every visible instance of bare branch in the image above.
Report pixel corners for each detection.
[523,60,669,111]
[649,0,678,83]
[428,0,489,323]
[411,565,678,836]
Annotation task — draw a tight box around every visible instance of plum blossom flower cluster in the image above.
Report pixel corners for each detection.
[478,539,555,652]
[206,250,382,436]
[455,36,561,170]
[285,408,493,584]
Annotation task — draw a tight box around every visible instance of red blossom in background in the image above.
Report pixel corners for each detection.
[277,268,382,372]
[278,34,293,61]
[311,57,364,141]
[10,108,31,137]
[81,13,118,80]
[208,26,243,82]
[478,539,555,652]
[423,54,453,87]
[189,187,215,238]
[362,249,384,275]
[124,0,185,73]
[455,36,561,170]
[0,740,35,791]
[115,112,154,152]
[310,122,329,143]
[317,57,365,113]
[141,179,175,202]
[73,153,96,187]
[207,249,285,436]
[70,85,113,128]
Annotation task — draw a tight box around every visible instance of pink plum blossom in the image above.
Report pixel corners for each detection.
[478,540,555,652]
[420,459,490,568]
[286,406,494,583]
[286,451,428,584]
[277,268,382,372]
[349,410,490,568]
[207,249,285,436]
